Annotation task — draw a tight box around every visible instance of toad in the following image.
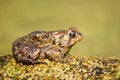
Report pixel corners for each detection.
[12,27,83,64]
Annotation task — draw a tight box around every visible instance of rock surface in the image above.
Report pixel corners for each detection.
[0,55,120,80]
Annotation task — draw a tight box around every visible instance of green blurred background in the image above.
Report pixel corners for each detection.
[0,0,120,57]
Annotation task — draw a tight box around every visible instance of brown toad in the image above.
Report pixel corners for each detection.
[12,27,83,64]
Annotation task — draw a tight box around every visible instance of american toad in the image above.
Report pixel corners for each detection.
[12,27,83,64]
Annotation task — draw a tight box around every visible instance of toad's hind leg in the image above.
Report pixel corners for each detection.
[16,56,38,64]
[13,51,47,65]
[15,56,46,65]
[12,44,47,65]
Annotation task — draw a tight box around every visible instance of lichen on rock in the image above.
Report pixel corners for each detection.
[0,55,120,80]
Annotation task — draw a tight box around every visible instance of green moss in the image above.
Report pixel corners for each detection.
[0,55,120,80]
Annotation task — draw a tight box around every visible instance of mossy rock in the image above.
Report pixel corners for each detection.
[0,55,120,80]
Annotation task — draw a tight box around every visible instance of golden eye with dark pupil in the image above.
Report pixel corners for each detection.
[69,31,76,38]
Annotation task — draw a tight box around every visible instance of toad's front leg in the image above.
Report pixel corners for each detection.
[45,48,65,63]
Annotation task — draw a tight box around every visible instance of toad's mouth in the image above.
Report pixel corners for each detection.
[77,32,83,42]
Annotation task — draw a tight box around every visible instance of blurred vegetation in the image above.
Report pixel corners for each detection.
[0,0,120,57]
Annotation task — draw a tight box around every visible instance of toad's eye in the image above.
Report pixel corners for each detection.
[69,31,76,38]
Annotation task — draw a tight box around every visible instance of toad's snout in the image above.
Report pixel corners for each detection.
[77,32,83,42]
